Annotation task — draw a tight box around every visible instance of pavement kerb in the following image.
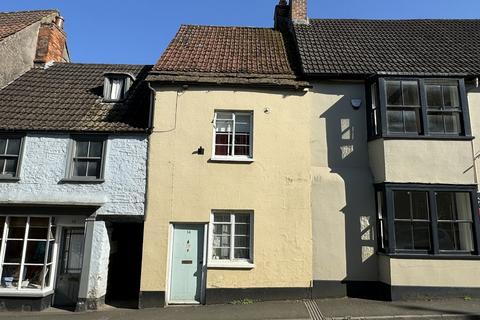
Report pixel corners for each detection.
[329,314,480,320]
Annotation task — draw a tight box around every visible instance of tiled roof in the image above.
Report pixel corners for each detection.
[0,9,58,41]
[294,19,480,77]
[153,25,297,78]
[0,63,152,132]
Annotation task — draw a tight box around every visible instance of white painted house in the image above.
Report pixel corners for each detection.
[0,63,151,311]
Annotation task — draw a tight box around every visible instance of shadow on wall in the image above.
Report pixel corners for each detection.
[317,84,379,297]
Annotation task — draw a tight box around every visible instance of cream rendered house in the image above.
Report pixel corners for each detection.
[280,0,480,300]
[140,25,312,307]
[140,0,480,307]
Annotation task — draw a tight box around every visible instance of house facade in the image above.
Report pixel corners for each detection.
[0,10,69,89]
[139,25,313,307]
[282,0,480,300]
[140,0,480,307]
[0,63,151,311]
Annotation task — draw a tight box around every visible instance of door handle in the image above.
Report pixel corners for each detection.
[181,260,193,264]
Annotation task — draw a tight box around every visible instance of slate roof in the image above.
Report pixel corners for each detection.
[0,9,58,41]
[293,19,480,77]
[0,63,152,132]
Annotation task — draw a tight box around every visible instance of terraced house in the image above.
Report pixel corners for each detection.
[140,0,480,307]
[0,63,151,311]
[0,10,69,88]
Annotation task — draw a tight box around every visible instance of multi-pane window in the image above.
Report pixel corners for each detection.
[213,112,252,159]
[436,192,474,252]
[0,216,56,291]
[393,191,431,251]
[69,138,106,180]
[376,185,479,256]
[210,212,252,264]
[368,78,470,138]
[385,80,421,134]
[425,80,462,134]
[0,137,22,178]
[103,75,132,101]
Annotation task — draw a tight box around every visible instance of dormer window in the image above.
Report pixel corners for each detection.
[103,74,134,102]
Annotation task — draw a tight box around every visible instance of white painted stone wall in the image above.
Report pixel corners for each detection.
[87,221,111,301]
[0,133,148,216]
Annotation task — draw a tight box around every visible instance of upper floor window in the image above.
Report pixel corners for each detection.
[66,137,106,181]
[0,136,23,179]
[103,74,133,102]
[212,111,253,161]
[368,78,471,139]
[376,184,480,256]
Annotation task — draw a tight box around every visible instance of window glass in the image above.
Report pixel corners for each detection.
[104,76,132,101]
[393,191,430,251]
[426,85,443,107]
[71,139,105,179]
[214,112,252,158]
[382,187,478,255]
[0,217,56,291]
[386,81,402,106]
[402,81,420,106]
[426,81,463,135]
[211,212,253,263]
[372,78,468,138]
[0,137,22,177]
[385,80,421,134]
[443,85,460,108]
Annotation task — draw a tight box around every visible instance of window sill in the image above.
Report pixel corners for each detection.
[378,252,480,260]
[209,157,254,163]
[0,288,54,297]
[0,177,20,182]
[59,178,105,184]
[207,262,255,269]
[369,135,474,142]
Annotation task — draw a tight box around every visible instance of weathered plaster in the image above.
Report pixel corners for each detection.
[0,22,40,88]
[310,81,378,283]
[0,134,148,216]
[86,221,110,301]
[141,86,312,292]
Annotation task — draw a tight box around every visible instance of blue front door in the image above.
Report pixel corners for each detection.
[170,224,205,303]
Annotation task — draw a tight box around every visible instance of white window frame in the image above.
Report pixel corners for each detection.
[211,111,254,162]
[208,211,254,269]
[0,216,59,296]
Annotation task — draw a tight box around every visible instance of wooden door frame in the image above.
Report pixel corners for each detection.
[165,223,208,306]
[52,226,85,307]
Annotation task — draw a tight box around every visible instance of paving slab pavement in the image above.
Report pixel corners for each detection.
[316,297,480,319]
[0,300,310,320]
[0,298,479,320]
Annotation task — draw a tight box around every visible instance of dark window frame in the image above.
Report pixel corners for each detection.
[103,73,134,103]
[63,135,107,183]
[366,77,472,140]
[375,183,480,258]
[0,134,25,181]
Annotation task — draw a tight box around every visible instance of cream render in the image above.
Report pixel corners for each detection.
[379,255,480,287]
[309,81,378,284]
[141,86,312,297]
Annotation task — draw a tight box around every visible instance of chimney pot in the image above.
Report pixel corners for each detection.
[55,16,64,29]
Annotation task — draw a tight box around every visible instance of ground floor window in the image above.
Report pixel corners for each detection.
[209,211,253,266]
[0,216,56,292]
[375,184,480,256]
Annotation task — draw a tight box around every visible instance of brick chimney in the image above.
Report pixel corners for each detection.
[34,16,68,66]
[290,0,308,24]
[274,0,308,30]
